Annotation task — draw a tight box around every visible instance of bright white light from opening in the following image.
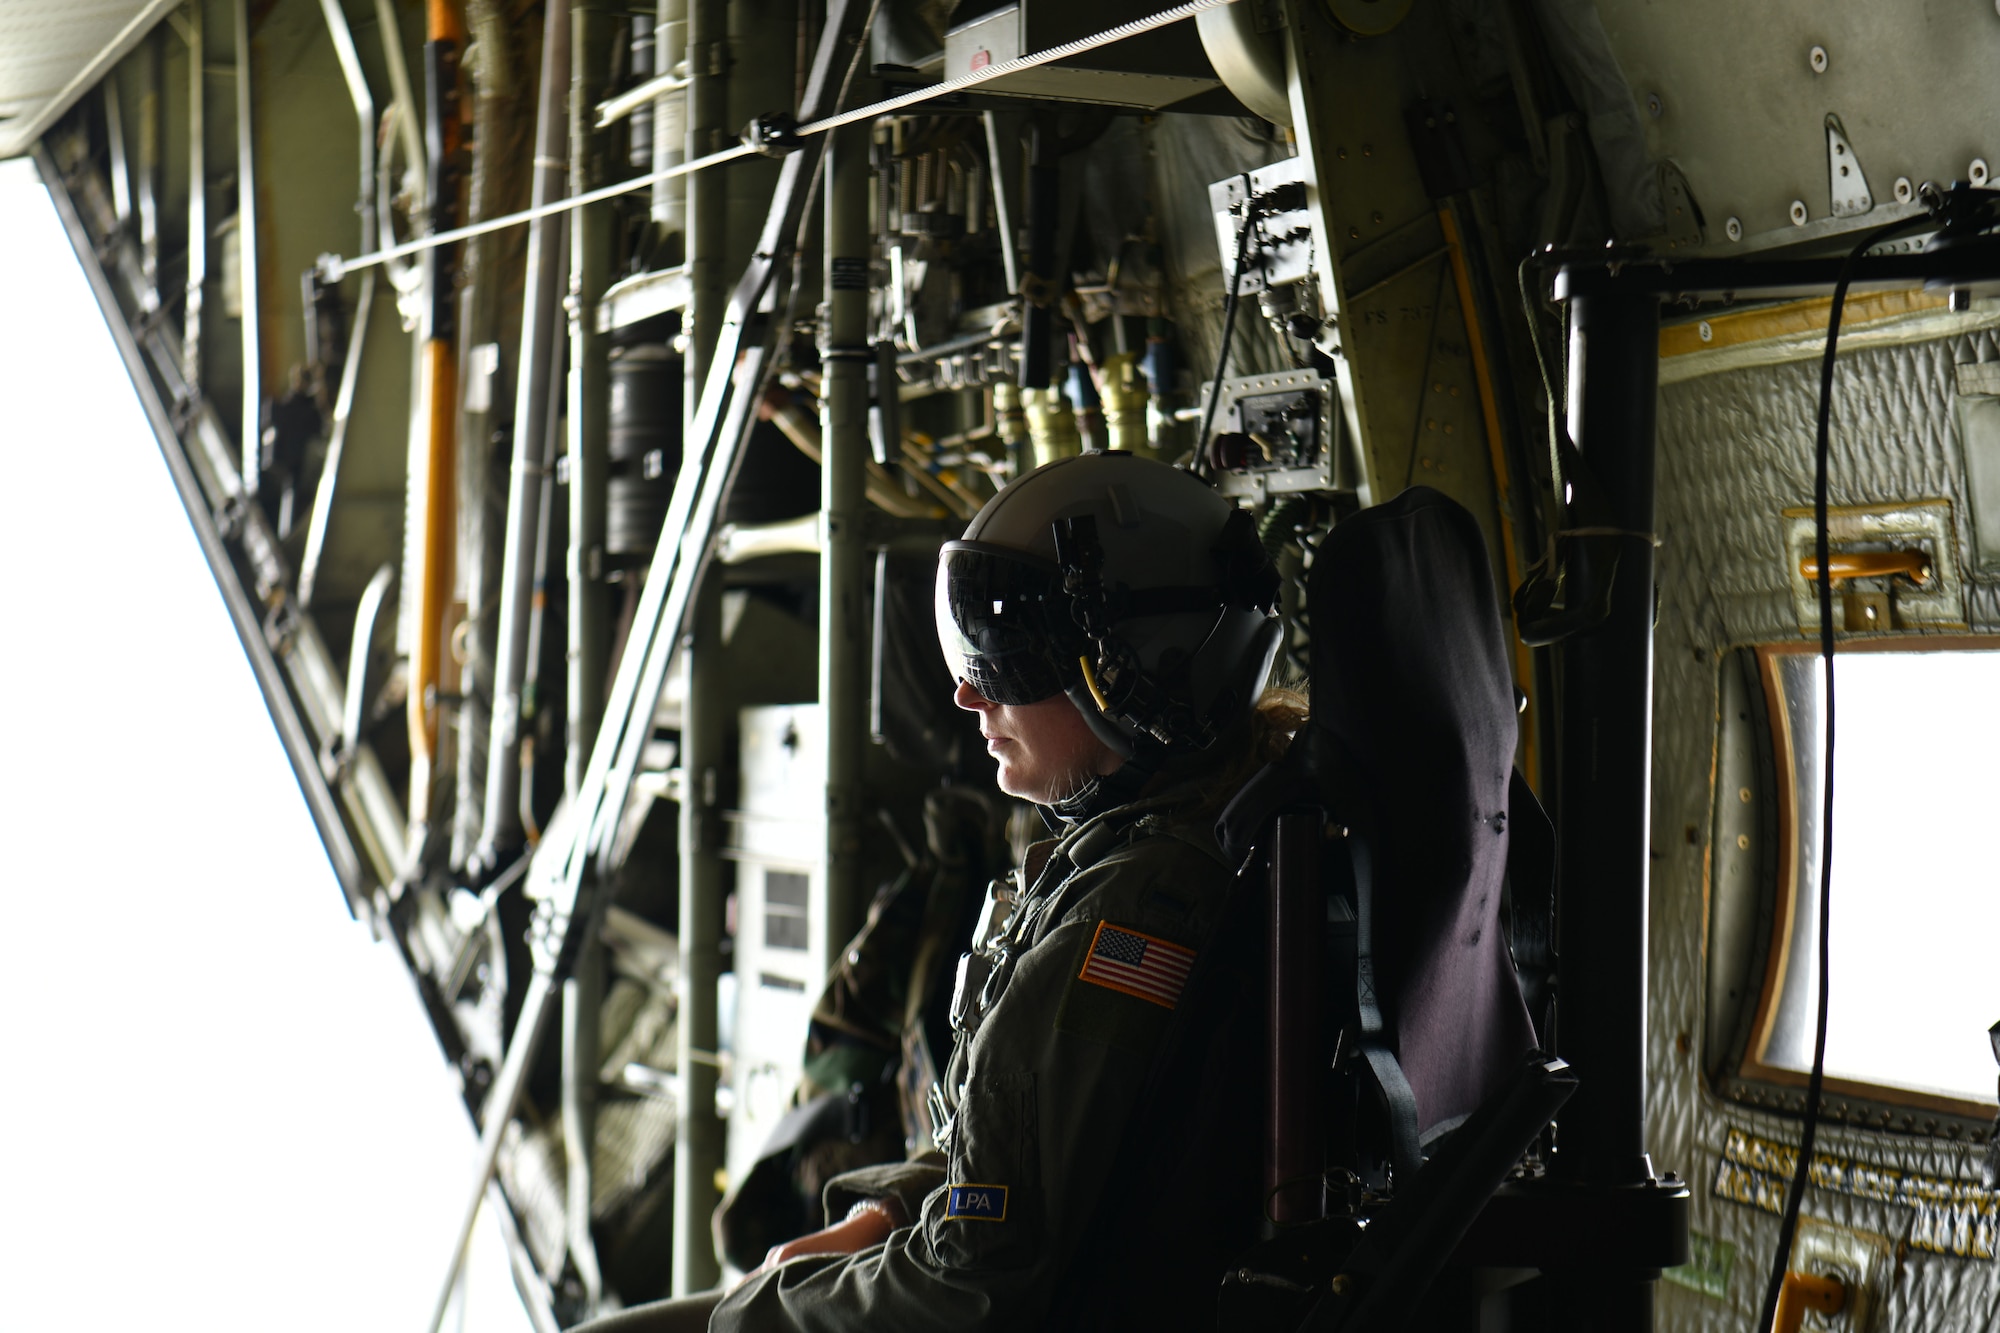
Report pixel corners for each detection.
[0,156,533,1331]
[1766,650,2000,1104]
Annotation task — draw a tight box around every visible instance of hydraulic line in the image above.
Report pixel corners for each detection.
[478,0,571,869]
[234,0,260,494]
[408,0,467,828]
[299,0,381,610]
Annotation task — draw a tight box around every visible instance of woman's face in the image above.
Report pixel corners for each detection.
[953,680,1123,804]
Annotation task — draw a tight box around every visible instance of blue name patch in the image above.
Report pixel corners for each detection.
[945,1184,1009,1221]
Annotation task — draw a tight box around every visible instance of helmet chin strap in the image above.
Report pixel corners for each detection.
[1039,684,1156,826]
[1044,753,1156,826]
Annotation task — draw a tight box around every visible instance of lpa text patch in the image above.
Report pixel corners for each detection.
[946,1184,1009,1221]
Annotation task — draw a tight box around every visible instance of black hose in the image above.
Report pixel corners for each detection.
[1755,208,1935,1333]
[1195,174,1257,475]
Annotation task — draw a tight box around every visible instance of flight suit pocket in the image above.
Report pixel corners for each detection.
[928,1069,1040,1272]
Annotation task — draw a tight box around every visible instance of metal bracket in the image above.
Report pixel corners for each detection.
[1826,113,1875,219]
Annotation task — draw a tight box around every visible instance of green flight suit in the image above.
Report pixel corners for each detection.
[593,760,1261,1331]
[717,768,1247,1331]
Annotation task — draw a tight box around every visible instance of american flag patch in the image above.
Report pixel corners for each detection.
[1077,921,1195,1009]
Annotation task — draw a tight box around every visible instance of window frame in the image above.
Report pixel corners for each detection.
[1703,638,2000,1138]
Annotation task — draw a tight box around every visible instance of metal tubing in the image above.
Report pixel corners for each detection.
[567,0,613,798]
[1268,811,1323,1223]
[561,934,606,1309]
[428,966,559,1333]
[300,0,381,611]
[105,78,132,223]
[481,0,572,866]
[411,337,459,824]
[410,2,465,830]
[234,0,260,493]
[820,122,871,975]
[650,0,687,230]
[375,0,427,220]
[183,0,204,396]
[672,572,725,1294]
[683,0,725,418]
[1018,121,1056,390]
[451,0,519,870]
[982,111,1019,298]
[1549,288,1662,1332]
[1552,290,1659,1191]
[137,33,161,297]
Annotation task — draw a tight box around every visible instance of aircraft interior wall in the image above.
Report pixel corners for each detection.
[13,0,2000,1327]
[1652,327,2000,1330]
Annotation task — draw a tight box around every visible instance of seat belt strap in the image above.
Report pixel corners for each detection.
[1349,828,1423,1183]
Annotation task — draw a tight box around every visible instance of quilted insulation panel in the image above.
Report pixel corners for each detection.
[1651,330,2000,1330]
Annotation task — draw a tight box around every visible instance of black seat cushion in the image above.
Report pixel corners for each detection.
[1308,486,1537,1134]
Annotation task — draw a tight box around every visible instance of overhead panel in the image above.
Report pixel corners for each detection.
[1587,0,2000,254]
[943,0,1222,109]
[0,0,175,159]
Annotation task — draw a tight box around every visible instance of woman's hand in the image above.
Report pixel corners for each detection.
[737,1199,905,1287]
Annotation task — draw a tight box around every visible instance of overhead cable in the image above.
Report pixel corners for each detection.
[317,0,1243,281]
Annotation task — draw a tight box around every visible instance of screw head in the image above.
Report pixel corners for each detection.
[1809,44,1829,73]
[1790,199,1809,226]
[1698,320,1713,342]
[1972,158,1991,186]
[1725,215,1743,241]
[1646,92,1664,118]
[1894,176,1914,204]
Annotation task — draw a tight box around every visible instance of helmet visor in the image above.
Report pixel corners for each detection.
[935,542,1077,706]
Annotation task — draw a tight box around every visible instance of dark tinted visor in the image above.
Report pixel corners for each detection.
[935,542,1077,706]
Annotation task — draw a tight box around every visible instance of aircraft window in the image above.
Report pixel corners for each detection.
[1746,646,2000,1110]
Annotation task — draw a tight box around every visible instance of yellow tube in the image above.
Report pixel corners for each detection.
[1077,654,1110,712]
[409,336,458,820]
[1438,203,1538,790]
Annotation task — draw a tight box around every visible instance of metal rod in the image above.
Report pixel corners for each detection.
[567,0,612,799]
[683,0,726,421]
[373,0,427,218]
[597,70,690,127]
[320,0,1242,279]
[672,572,725,1294]
[1018,119,1056,390]
[820,122,870,976]
[299,0,380,610]
[1550,288,1661,1326]
[183,0,204,397]
[561,934,607,1310]
[409,6,466,831]
[104,77,133,223]
[427,967,558,1333]
[137,33,161,296]
[982,110,1018,297]
[234,0,260,493]
[650,0,687,229]
[480,0,572,867]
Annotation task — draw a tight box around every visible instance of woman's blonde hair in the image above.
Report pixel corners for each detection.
[1186,682,1309,820]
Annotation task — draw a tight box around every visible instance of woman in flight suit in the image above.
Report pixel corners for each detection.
[583,451,1290,1331]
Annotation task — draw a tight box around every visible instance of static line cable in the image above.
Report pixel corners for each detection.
[1753,206,1943,1333]
[317,0,1243,281]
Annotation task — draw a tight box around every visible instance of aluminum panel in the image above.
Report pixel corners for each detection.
[1650,328,2000,1328]
[1586,0,2000,254]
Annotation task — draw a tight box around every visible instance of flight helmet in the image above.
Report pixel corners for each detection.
[935,452,1282,762]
